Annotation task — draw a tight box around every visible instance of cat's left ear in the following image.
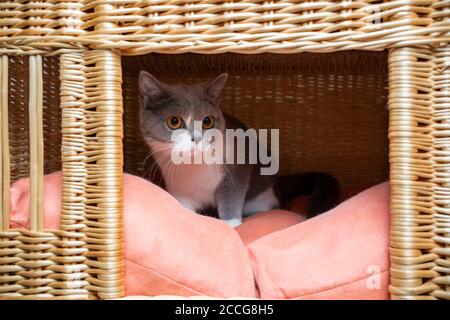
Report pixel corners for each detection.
[204,73,228,101]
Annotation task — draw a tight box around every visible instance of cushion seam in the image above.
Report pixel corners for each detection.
[289,269,389,299]
[126,257,225,297]
[248,247,285,299]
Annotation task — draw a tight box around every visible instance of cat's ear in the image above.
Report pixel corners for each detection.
[139,71,168,107]
[204,73,228,101]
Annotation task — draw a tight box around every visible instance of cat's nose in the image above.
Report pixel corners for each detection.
[191,136,201,143]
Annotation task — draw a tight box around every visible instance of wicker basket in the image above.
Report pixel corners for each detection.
[0,0,449,300]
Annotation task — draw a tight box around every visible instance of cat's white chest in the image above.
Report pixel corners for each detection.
[158,160,224,212]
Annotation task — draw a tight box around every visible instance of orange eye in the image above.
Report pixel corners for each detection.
[166,115,183,130]
[202,116,215,129]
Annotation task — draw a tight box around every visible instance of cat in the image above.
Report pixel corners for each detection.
[139,71,340,227]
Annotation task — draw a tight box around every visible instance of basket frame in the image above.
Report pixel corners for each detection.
[0,0,449,299]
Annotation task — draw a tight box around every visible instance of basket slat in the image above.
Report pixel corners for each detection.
[60,51,87,233]
[28,55,44,232]
[389,48,449,299]
[0,56,10,231]
[81,49,124,299]
[430,46,450,299]
[0,1,448,55]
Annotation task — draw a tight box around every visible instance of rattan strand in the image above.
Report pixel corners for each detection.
[0,1,448,55]
[0,52,90,300]
[28,55,44,232]
[430,46,450,300]
[0,56,9,231]
[60,51,87,234]
[388,47,441,300]
[81,50,124,299]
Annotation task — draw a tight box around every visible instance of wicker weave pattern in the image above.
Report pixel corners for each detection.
[0,0,448,301]
[0,231,22,297]
[0,1,449,55]
[81,50,124,299]
[60,52,86,233]
[389,46,450,300]
[388,47,439,299]
[0,229,90,299]
[83,0,450,54]
[0,0,85,54]
[0,54,89,299]
[430,47,450,299]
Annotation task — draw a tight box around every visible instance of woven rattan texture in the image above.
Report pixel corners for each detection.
[0,0,449,301]
[80,50,125,299]
[0,226,90,299]
[430,47,450,299]
[0,51,124,299]
[388,47,450,300]
[0,54,89,300]
[0,1,449,55]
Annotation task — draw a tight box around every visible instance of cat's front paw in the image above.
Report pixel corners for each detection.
[224,218,242,228]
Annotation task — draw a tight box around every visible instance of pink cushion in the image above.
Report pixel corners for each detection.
[236,186,368,246]
[9,172,256,298]
[236,210,307,246]
[9,172,390,299]
[247,182,390,299]
[10,171,62,229]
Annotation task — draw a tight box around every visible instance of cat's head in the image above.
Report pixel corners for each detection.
[139,71,228,156]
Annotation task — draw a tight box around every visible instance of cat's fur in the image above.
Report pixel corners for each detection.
[139,71,340,227]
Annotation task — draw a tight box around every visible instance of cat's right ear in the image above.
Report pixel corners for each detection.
[139,71,168,108]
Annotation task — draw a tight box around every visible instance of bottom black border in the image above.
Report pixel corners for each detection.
[0,299,447,319]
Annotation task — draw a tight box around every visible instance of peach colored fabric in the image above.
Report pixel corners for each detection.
[238,186,368,247]
[236,210,306,246]
[121,174,256,298]
[247,182,390,299]
[9,171,62,229]
[9,172,390,300]
[9,172,256,298]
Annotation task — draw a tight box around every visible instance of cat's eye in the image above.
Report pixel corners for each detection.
[166,115,183,130]
[202,116,215,129]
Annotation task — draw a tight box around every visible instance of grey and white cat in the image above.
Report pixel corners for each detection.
[139,71,340,227]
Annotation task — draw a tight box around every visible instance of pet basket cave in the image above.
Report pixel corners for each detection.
[0,0,449,300]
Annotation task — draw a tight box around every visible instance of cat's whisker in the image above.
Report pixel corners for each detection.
[140,145,173,179]
[142,154,160,179]
[144,147,172,182]
[151,152,168,181]
[157,153,173,186]
[167,162,176,189]
[140,147,165,173]
[147,161,160,182]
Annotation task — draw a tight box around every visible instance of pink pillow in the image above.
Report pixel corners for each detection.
[237,186,370,247]
[10,171,62,229]
[247,182,390,299]
[9,172,390,299]
[9,172,256,298]
[236,210,306,246]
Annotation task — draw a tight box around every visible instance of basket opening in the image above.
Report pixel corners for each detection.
[7,56,61,183]
[121,51,389,190]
